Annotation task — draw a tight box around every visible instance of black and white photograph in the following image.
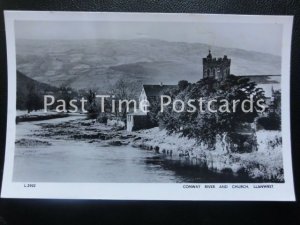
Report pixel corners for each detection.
[1,11,295,200]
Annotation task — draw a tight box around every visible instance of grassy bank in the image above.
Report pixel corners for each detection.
[132,128,284,182]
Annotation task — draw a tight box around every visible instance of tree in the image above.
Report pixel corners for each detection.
[178,80,189,91]
[26,83,43,113]
[57,85,75,112]
[159,76,265,150]
[86,89,99,119]
[257,90,281,130]
[111,79,141,119]
[147,98,161,125]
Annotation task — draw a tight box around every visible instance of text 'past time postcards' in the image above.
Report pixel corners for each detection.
[1,11,295,201]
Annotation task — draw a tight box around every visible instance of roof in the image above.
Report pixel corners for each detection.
[143,84,177,97]
[237,75,280,84]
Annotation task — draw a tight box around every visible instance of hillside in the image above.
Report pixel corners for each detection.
[17,70,58,110]
[16,38,281,90]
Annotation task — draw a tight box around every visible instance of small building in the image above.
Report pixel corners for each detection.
[127,83,177,132]
[127,112,153,132]
[139,83,177,111]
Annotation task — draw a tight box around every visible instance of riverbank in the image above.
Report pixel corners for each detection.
[132,128,284,182]
[16,112,69,123]
[13,116,183,182]
[16,117,136,147]
[15,116,284,182]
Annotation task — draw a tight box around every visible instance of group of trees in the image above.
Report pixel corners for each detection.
[257,89,281,130]
[17,82,77,113]
[24,83,44,113]
[17,75,141,120]
[110,79,141,118]
[16,82,44,113]
[83,79,141,120]
[153,76,270,149]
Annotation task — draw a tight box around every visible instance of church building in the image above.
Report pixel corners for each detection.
[203,50,231,81]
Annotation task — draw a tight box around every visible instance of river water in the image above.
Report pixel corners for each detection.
[13,116,248,183]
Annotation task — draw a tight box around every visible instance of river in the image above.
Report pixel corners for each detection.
[13,115,250,183]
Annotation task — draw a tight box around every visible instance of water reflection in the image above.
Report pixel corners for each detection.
[144,154,257,183]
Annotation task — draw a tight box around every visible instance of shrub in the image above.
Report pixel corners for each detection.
[97,114,108,123]
[257,113,281,130]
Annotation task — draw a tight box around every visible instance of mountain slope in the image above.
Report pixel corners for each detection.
[17,70,58,110]
[16,39,281,90]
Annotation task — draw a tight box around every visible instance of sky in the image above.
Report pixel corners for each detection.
[15,20,283,56]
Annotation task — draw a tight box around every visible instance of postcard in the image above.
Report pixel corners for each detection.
[1,11,295,200]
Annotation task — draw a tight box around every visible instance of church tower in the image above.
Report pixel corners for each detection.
[202,50,231,81]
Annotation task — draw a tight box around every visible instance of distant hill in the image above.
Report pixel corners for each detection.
[17,70,58,110]
[16,38,281,90]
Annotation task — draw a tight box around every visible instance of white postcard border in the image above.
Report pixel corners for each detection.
[1,11,295,201]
